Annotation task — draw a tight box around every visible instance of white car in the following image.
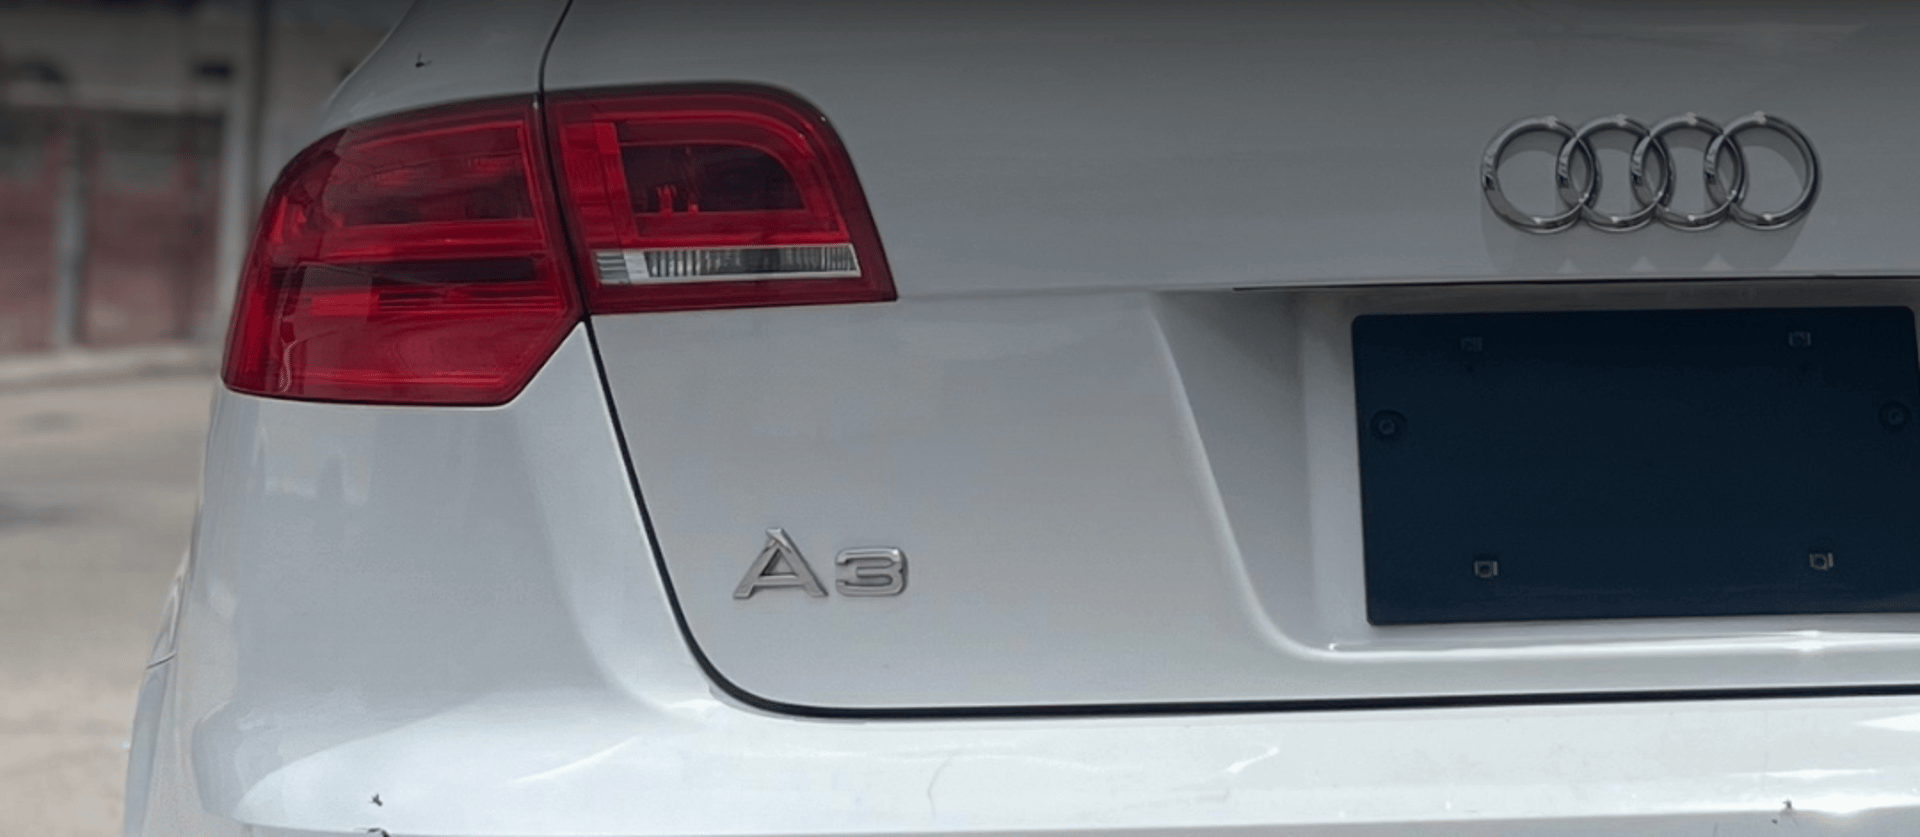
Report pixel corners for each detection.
[127,2,1920,835]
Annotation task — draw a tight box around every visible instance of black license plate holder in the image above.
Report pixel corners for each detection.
[1354,306,1920,625]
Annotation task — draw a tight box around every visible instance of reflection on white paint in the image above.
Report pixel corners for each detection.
[1790,792,1920,817]
[512,738,638,785]
[1862,712,1920,733]
[1225,746,1280,775]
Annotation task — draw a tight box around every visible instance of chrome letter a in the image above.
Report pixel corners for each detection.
[733,528,828,599]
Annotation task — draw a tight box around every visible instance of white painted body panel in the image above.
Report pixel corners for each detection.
[319,0,568,134]
[127,1,1920,834]
[548,1,1920,293]
[553,0,1920,709]
[603,281,1920,709]
[126,327,1920,835]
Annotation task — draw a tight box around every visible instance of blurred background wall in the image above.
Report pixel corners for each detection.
[0,0,406,357]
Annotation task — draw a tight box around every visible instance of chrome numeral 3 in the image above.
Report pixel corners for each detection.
[835,548,906,596]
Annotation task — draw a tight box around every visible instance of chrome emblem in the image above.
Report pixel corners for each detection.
[1481,112,1819,233]
[734,528,827,598]
[835,548,908,596]
[734,528,907,599]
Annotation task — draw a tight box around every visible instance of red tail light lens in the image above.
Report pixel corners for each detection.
[222,86,893,406]
[549,87,895,313]
[222,100,580,406]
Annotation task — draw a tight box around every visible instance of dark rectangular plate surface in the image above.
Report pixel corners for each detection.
[1354,306,1920,625]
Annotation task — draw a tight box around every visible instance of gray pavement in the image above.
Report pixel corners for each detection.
[0,375,214,837]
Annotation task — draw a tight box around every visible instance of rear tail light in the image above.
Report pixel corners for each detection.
[223,85,893,406]
[222,100,579,406]
[549,87,895,313]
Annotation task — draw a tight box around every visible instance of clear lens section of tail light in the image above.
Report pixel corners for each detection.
[548,86,895,313]
[221,100,581,406]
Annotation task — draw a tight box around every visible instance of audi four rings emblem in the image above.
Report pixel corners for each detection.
[1481,112,1819,234]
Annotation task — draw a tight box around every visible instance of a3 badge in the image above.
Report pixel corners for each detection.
[733,528,907,599]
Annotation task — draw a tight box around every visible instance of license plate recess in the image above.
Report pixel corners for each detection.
[1354,306,1920,625]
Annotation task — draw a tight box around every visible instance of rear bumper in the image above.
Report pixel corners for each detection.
[132,666,1920,836]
